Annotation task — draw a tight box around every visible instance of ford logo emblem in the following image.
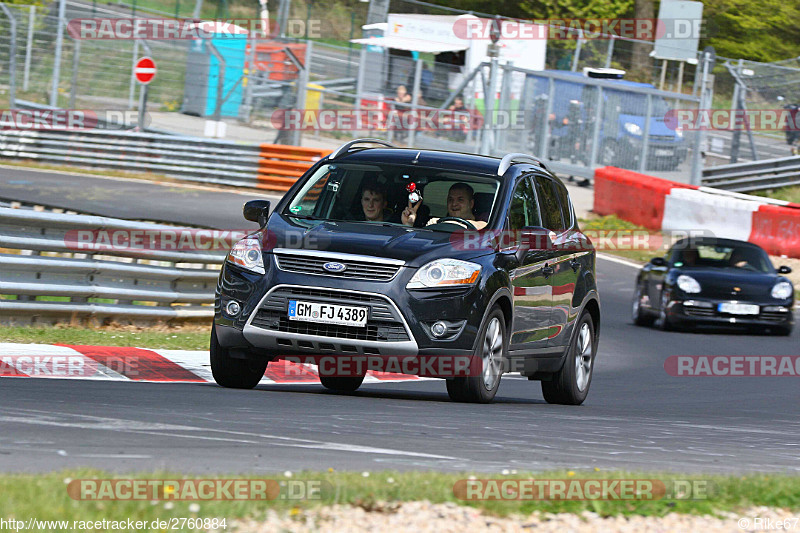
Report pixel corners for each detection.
[323,261,347,273]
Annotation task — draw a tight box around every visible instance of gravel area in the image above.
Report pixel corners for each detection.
[229,502,800,532]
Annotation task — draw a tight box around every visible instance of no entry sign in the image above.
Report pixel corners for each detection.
[134,57,156,85]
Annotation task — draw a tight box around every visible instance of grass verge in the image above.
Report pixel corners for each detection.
[0,470,798,526]
[750,185,800,205]
[0,324,211,350]
[579,214,664,264]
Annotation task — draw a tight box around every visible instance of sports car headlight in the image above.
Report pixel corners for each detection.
[675,127,684,138]
[771,281,793,300]
[677,274,701,294]
[624,122,642,136]
[226,237,265,274]
[407,259,481,289]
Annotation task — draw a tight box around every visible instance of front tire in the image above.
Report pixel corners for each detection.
[446,307,506,403]
[542,313,596,405]
[210,327,268,389]
[632,284,655,327]
[320,375,365,392]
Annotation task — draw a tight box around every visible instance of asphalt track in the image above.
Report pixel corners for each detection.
[0,165,281,228]
[0,168,798,474]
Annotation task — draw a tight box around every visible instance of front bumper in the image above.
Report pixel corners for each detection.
[214,255,490,358]
[666,298,794,328]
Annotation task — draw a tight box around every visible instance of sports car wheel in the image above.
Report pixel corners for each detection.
[632,284,655,327]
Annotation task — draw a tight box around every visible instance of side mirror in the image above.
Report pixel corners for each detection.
[650,256,668,267]
[778,265,792,274]
[243,200,271,227]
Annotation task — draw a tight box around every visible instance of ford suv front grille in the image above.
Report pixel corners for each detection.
[274,250,403,281]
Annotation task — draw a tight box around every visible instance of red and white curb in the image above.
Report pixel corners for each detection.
[594,167,800,258]
[0,344,427,384]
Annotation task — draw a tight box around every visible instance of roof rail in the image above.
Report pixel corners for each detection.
[497,153,548,176]
[328,138,397,160]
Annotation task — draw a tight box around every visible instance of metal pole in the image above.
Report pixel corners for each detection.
[291,40,312,147]
[137,83,147,130]
[604,36,615,69]
[408,57,423,148]
[690,51,711,185]
[354,45,367,115]
[481,45,500,155]
[207,43,226,122]
[541,77,555,160]
[676,60,685,94]
[23,6,34,92]
[0,4,17,107]
[588,86,603,167]
[192,0,203,18]
[69,39,80,109]
[659,59,667,90]
[50,0,66,107]
[638,94,652,173]
[496,61,513,151]
[571,30,583,72]
[242,36,258,122]
[129,39,140,109]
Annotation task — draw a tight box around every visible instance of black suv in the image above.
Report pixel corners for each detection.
[212,139,600,403]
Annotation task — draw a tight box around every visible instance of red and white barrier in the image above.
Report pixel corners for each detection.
[593,167,800,258]
[0,344,426,384]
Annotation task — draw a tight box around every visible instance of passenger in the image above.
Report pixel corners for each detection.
[681,248,699,267]
[357,182,390,222]
[402,182,488,230]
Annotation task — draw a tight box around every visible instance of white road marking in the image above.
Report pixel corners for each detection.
[596,253,643,269]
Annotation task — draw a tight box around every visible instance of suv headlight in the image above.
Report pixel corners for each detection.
[227,237,265,274]
[407,259,481,289]
[677,274,701,294]
[624,122,642,136]
[771,281,793,300]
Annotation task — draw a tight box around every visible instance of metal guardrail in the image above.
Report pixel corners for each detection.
[0,129,263,187]
[0,129,329,191]
[0,206,227,324]
[702,156,800,192]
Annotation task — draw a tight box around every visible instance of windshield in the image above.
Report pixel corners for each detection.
[670,243,774,273]
[284,163,501,231]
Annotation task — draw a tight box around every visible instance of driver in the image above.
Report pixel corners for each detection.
[729,248,751,269]
[402,182,488,230]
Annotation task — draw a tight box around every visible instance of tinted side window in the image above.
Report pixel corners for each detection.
[553,181,573,229]
[507,177,540,232]
[534,176,565,232]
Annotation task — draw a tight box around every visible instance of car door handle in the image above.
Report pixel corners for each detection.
[569,258,580,272]
[542,264,554,278]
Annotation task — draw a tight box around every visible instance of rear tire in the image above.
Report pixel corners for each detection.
[320,375,365,392]
[210,327,268,389]
[446,307,506,404]
[632,284,655,327]
[542,313,596,405]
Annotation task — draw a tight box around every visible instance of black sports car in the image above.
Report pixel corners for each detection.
[632,237,794,335]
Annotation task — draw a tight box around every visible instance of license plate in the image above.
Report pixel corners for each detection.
[718,302,759,315]
[288,300,369,327]
[654,149,674,156]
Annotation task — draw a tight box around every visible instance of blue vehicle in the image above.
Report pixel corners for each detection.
[526,72,687,171]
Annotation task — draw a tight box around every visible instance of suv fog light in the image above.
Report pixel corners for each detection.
[226,300,241,316]
[431,321,448,338]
